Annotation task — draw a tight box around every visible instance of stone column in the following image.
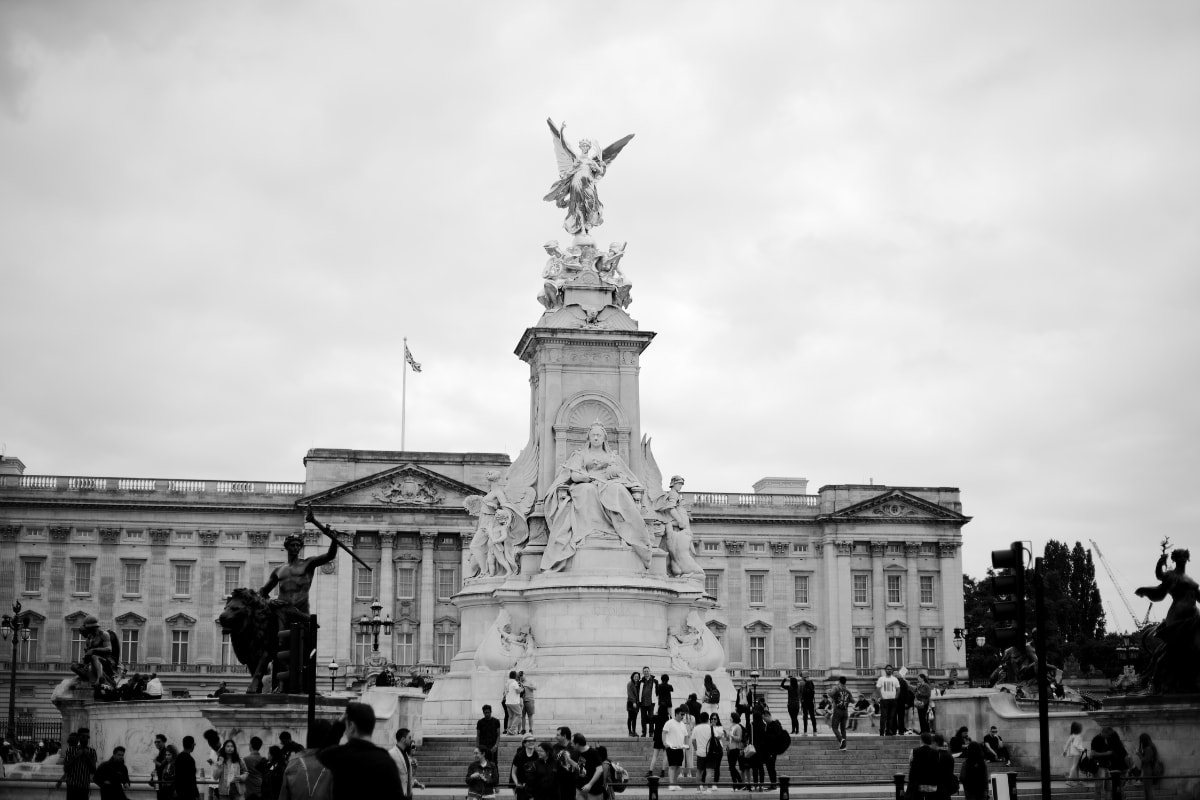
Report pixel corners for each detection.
[335,531,354,672]
[418,530,437,666]
[723,540,746,664]
[871,541,886,666]
[832,541,852,668]
[379,532,394,661]
[905,543,922,670]
[939,543,965,670]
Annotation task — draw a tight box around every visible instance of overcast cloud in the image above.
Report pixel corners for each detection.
[2,1,1198,631]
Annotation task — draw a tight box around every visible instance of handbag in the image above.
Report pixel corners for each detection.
[1079,751,1096,775]
[742,743,756,758]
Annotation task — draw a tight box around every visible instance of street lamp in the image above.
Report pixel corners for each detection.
[327,659,339,693]
[953,628,965,651]
[357,599,393,653]
[1,601,34,739]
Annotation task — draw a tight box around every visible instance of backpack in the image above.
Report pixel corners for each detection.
[704,686,720,705]
[705,724,722,760]
[605,761,629,794]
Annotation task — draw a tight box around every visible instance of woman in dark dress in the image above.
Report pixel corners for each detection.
[959,741,990,800]
[526,743,560,800]
[779,677,800,735]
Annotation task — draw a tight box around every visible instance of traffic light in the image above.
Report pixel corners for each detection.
[991,542,1026,649]
[275,623,305,693]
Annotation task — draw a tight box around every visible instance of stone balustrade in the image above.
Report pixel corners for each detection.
[685,492,819,507]
[1,474,304,496]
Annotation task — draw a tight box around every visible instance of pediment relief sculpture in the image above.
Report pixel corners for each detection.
[374,475,445,506]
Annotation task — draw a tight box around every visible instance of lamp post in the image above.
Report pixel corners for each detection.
[357,599,393,653]
[1,601,33,739]
[327,659,339,693]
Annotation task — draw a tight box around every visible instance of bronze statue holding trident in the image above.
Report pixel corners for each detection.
[218,509,373,692]
[1135,537,1200,693]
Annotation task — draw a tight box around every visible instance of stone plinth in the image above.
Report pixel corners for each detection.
[423,536,732,736]
[1092,695,1200,799]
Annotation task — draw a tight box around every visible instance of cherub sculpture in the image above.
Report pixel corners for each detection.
[596,242,632,309]
[543,118,634,235]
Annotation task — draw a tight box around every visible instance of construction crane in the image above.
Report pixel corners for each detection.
[1090,540,1152,631]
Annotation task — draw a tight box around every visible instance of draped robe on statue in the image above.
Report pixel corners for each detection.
[540,446,653,571]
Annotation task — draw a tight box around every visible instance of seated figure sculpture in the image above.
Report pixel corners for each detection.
[464,471,533,578]
[70,616,119,690]
[540,422,653,571]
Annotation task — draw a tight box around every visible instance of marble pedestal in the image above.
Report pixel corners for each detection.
[422,535,734,736]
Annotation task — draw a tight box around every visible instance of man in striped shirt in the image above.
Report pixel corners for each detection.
[56,730,98,800]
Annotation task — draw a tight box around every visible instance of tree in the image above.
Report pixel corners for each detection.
[964,539,1114,677]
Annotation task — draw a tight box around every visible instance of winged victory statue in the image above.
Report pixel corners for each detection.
[543,118,634,236]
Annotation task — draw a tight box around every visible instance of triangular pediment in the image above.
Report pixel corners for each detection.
[64,611,88,625]
[819,490,969,523]
[789,620,818,633]
[298,464,484,510]
[744,619,773,632]
[165,613,196,627]
[114,612,147,627]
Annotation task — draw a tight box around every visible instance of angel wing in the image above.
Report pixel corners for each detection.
[640,434,665,505]
[602,133,635,166]
[547,118,576,175]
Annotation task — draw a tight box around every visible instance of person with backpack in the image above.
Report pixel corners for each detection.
[828,676,853,750]
[693,712,725,792]
[701,675,721,717]
[759,709,789,790]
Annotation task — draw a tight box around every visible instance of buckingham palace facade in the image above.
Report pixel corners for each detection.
[0,449,969,716]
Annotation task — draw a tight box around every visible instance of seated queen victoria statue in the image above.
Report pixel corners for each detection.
[540,422,654,572]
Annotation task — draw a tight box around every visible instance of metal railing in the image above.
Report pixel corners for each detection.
[0,718,61,742]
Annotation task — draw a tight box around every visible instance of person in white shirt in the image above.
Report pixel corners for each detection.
[875,665,900,736]
[503,671,523,735]
[146,673,164,700]
[660,706,690,790]
[690,712,724,793]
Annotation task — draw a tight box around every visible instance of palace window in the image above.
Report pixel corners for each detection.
[887,574,903,605]
[888,636,905,667]
[921,636,938,668]
[435,632,456,667]
[355,565,375,600]
[171,631,190,665]
[887,543,904,555]
[122,630,139,664]
[396,566,416,600]
[920,575,936,605]
[18,628,38,662]
[173,564,192,597]
[852,573,870,605]
[854,636,871,669]
[22,560,42,593]
[703,540,721,552]
[123,562,142,595]
[793,574,810,605]
[704,571,721,601]
[748,636,766,670]
[223,565,242,596]
[437,567,459,600]
[792,542,808,554]
[353,633,372,665]
[748,573,766,605]
[394,632,415,666]
[794,636,811,671]
[73,561,93,595]
[71,631,87,663]
[220,632,233,666]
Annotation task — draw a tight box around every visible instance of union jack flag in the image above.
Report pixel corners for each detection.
[404,343,422,373]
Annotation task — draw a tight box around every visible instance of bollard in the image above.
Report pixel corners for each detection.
[991,771,1018,800]
[894,772,906,800]
[648,773,659,800]
[1111,769,1124,800]
[778,775,790,800]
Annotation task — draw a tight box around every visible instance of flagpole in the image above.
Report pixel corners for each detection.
[401,336,408,452]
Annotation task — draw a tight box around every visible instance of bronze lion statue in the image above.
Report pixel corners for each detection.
[217,588,279,694]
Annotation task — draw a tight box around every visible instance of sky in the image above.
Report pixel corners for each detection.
[2,1,1198,633]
